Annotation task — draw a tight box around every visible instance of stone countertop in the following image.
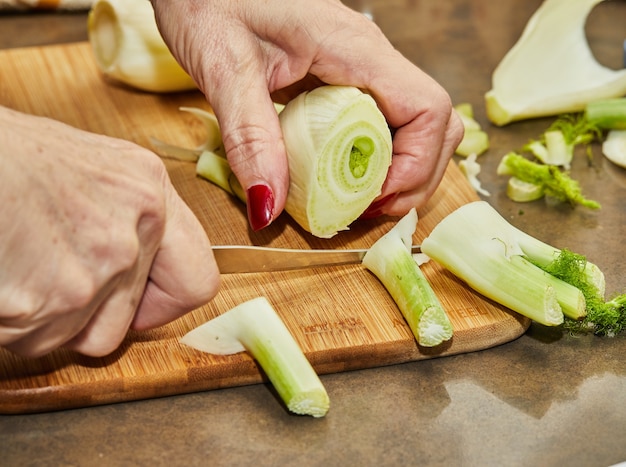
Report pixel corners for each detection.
[1,1,625,466]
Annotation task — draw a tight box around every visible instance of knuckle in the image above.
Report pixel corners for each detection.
[0,288,44,325]
[222,123,275,172]
[64,275,101,311]
[137,160,169,238]
[450,111,466,144]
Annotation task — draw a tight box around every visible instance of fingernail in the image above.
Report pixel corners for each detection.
[359,193,397,220]
[246,184,275,231]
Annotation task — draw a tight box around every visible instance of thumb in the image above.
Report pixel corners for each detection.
[210,78,290,232]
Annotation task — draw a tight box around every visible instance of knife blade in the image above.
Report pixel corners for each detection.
[212,244,422,274]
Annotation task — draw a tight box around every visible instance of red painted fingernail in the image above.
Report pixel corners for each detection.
[359,193,397,220]
[246,184,275,231]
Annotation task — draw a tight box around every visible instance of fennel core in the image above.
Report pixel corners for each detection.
[349,136,375,179]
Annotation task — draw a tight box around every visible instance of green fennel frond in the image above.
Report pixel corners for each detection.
[546,113,602,146]
[533,249,626,336]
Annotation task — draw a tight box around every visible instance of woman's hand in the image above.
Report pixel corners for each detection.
[151,0,463,230]
[0,107,220,357]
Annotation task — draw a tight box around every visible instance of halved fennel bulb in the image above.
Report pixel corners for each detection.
[88,0,197,93]
[485,0,626,126]
[279,86,392,238]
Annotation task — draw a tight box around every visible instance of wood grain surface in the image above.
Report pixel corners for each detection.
[0,43,530,414]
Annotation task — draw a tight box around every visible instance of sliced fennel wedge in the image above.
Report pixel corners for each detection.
[485,0,626,126]
[280,85,392,238]
[454,103,490,157]
[88,0,197,93]
[180,297,330,418]
[420,201,601,326]
[506,176,545,203]
[362,209,453,347]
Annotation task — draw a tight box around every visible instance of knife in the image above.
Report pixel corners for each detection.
[212,244,422,274]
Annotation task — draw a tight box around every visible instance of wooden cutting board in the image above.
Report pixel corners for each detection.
[0,42,529,414]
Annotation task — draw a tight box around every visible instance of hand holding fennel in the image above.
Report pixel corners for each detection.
[142,0,464,230]
[153,85,394,238]
[0,0,463,359]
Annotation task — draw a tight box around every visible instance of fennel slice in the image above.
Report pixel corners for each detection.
[180,297,330,418]
[506,176,545,202]
[421,201,575,326]
[363,208,453,347]
[485,0,626,125]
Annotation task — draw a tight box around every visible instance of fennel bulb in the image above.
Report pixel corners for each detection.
[88,0,197,93]
[279,85,392,238]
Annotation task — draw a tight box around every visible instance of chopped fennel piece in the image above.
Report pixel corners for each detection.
[150,137,201,162]
[506,176,545,203]
[177,107,224,155]
[458,153,490,197]
[527,130,574,169]
[584,96,626,168]
[485,0,626,126]
[413,253,431,267]
[455,106,480,131]
[520,113,602,169]
[195,150,246,202]
[602,130,626,168]
[455,130,490,158]
[88,0,197,93]
[454,103,490,157]
[180,297,330,418]
[523,140,550,163]
[585,98,626,130]
[454,103,476,121]
[279,85,392,238]
[421,201,603,326]
[362,208,453,347]
[195,150,235,195]
[497,152,600,209]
